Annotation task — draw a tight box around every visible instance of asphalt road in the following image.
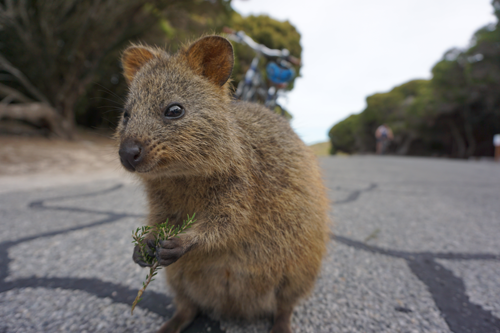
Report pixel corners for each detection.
[1,156,499,333]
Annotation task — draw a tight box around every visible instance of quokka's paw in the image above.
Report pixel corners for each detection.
[155,238,190,267]
[132,239,156,267]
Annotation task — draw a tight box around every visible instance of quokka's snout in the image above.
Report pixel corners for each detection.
[118,139,144,172]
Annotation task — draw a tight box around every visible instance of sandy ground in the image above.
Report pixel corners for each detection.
[0,132,134,194]
[0,132,329,194]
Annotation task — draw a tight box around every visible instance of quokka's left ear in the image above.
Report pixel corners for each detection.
[185,36,234,87]
[121,45,160,84]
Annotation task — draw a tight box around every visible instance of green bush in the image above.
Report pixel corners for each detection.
[328,114,360,154]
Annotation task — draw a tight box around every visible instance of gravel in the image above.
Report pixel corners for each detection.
[0,288,164,333]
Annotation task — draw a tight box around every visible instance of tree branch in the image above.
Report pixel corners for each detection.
[0,102,66,137]
[0,53,50,104]
[0,82,33,103]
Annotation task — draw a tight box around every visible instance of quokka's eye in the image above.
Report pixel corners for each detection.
[164,103,185,120]
[123,110,130,124]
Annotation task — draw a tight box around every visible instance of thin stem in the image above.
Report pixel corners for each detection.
[131,262,159,315]
[130,214,196,315]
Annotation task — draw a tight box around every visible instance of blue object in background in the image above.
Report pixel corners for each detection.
[266,62,295,84]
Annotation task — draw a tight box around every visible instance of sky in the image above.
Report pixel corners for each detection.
[231,0,496,144]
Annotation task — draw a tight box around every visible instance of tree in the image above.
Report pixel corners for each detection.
[328,1,500,158]
[328,114,360,154]
[0,0,233,138]
[332,80,429,154]
[74,0,233,131]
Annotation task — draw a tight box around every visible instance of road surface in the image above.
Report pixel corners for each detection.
[1,156,499,333]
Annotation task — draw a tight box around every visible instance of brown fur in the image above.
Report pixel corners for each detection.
[116,36,330,333]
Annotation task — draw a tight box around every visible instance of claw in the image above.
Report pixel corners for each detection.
[146,239,156,256]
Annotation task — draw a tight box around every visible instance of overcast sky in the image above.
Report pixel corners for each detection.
[231,0,496,144]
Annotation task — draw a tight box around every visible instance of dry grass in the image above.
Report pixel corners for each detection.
[308,141,331,156]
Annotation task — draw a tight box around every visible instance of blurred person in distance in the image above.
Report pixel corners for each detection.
[494,134,500,161]
[375,124,393,155]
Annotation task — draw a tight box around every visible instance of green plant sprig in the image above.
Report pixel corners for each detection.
[130,214,196,315]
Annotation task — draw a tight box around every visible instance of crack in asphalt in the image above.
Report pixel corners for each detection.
[334,183,377,204]
[1,183,499,332]
[0,184,222,333]
[332,235,500,333]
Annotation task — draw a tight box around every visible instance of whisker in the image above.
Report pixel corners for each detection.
[94,83,126,103]
[89,97,124,106]
[98,107,124,115]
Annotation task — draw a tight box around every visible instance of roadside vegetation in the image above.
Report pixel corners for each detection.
[0,0,301,138]
[329,0,500,158]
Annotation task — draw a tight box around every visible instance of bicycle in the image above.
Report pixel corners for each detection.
[223,27,300,116]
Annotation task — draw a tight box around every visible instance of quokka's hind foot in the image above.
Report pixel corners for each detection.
[270,305,293,333]
[270,322,292,333]
[157,298,198,333]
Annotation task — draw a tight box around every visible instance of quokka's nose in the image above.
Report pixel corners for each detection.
[119,141,144,171]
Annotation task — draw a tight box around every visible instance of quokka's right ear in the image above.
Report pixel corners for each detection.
[185,36,234,87]
[121,46,159,83]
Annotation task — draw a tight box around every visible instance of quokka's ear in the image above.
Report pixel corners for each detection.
[121,46,159,83]
[185,36,234,87]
